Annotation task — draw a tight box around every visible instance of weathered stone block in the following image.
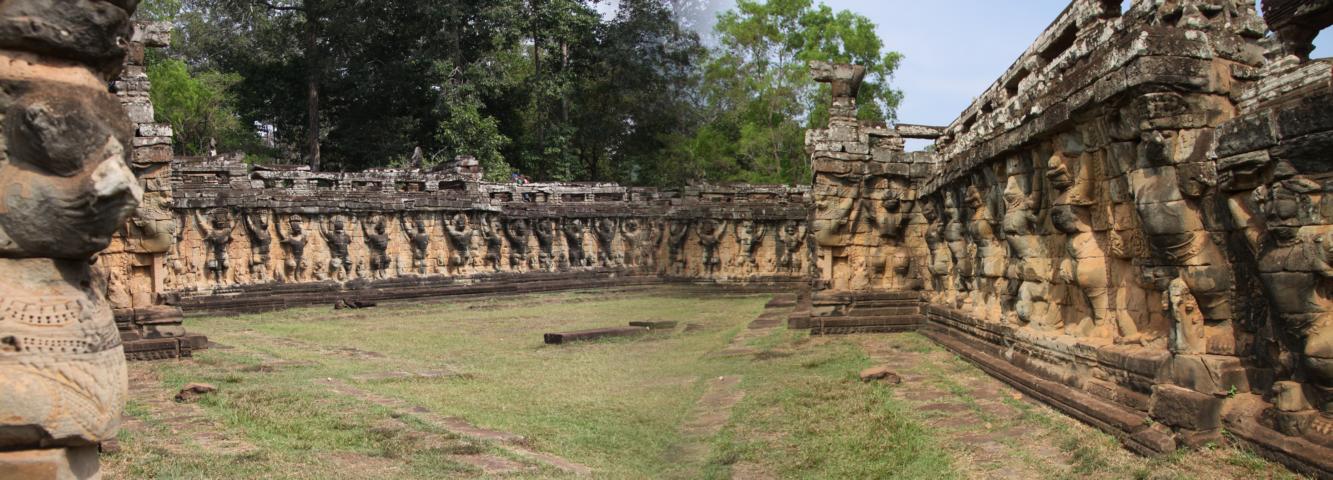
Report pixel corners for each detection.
[1149,384,1223,431]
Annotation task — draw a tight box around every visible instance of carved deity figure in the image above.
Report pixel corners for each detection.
[966,185,1006,319]
[504,218,532,270]
[921,200,952,296]
[776,221,807,272]
[1001,176,1050,326]
[244,210,274,283]
[943,192,974,307]
[276,215,309,282]
[1255,173,1333,413]
[361,215,391,279]
[444,212,474,270]
[534,218,557,271]
[593,218,619,267]
[480,214,504,272]
[620,219,645,267]
[194,209,237,284]
[319,216,353,280]
[668,221,690,273]
[0,2,144,471]
[735,220,768,271]
[870,185,912,241]
[400,214,432,275]
[698,219,729,275]
[562,219,588,268]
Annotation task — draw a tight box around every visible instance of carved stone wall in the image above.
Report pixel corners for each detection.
[0,0,145,477]
[803,0,1332,476]
[147,156,810,312]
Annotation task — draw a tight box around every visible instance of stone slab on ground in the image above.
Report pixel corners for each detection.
[544,326,649,344]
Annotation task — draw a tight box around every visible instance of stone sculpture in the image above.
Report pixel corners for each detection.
[401,214,432,275]
[776,221,806,272]
[276,215,309,282]
[0,0,143,474]
[504,218,532,270]
[620,218,645,267]
[1001,173,1049,327]
[668,221,690,273]
[445,212,474,270]
[319,216,353,281]
[194,209,236,283]
[593,218,619,267]
[361,214,391,279]
[562,218,588,268]
[481,214,504,272]
[697,219,728,275]
[243,210,274,283]
[735,220,768,271]
[534,218,557,271]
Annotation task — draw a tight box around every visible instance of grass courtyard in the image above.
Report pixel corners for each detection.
[105,287,1303,479]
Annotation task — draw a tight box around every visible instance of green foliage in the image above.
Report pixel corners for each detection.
[154,0,900,186]
[686,0,904,185]
[147,59,257,156]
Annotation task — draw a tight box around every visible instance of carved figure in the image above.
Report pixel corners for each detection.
[668,221,690,273]
[593,218,619,267]
[735,220,768,270]
[400,214,432,274]
[0,1,143,470]
[620,219,645,267]
[534,218,557,271]
[1001,176,1049,327]
[319,216,353,280]
[480,214,504,272]
[194,209,237,284]
[943,191,974,307]
[776,221,806,272]
[444,212,474,270]
[361,214,391,279]
[1255,174,1333,413]
[697,219,728,275]
[505,218,532,269]
[562,218,588,268]
[244,210,274,282]
[921,199,952,295]
[276,215,309,282]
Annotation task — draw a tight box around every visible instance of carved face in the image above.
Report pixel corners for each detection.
[785,222,798,235]
[453,214,468,229]
[290,219,304,235]
[0,83,142,258]
[741,221,755,236]
[334,220,346,234]
[624,219,639,233]
[1050,205,1081,234]
[1260,183,1307,242]
[375,221,386,235]
[414,219,426,233]
[211,215,230,231]
[699,220,718,236]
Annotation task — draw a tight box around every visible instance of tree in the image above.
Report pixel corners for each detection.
[147,59,254,156]
[687,0,904,185]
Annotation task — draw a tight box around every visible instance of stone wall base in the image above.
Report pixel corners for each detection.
[172,270,807,315]
[0,447,100,480]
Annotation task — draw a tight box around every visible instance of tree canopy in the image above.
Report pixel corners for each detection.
[143,0,903,185]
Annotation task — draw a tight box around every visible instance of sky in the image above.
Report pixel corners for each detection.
[602,1,1333,150]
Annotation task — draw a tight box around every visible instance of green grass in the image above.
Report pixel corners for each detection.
[105,288,958,479]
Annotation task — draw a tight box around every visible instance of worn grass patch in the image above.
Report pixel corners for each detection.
[104,288,957,479]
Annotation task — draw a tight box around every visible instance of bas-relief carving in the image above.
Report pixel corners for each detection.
[697,219,728,275]
[194,209,236,284]
[593,218,619,267]
[561,218,588,269]
[776,221,806,273]
[534,218,557,271]
[504,218,532,270]
[402,214,434,275]
[319,216,353,280]
[0,0,142,470]
[276,215,309,282]
[668,221,689,273]
[734,220,768,273]
[445,212,474,271]
[361,214,391,279]
[243,210,274,283]
[480,214,503,272]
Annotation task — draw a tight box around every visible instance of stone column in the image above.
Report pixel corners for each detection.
[0,0,143,477]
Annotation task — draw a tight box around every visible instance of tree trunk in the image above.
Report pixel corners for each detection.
[304,0,322,171]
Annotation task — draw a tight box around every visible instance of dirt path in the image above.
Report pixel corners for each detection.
[322,379,591,476]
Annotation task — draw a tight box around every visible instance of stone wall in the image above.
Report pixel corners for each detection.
[803,0,1332,476]
[144,156,810,312]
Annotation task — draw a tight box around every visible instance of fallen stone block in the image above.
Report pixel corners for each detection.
[860,366,903,384]
[334,299,378,310]
[544,327,648,345]
[175,383,218,403]
[628,321,678,330]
